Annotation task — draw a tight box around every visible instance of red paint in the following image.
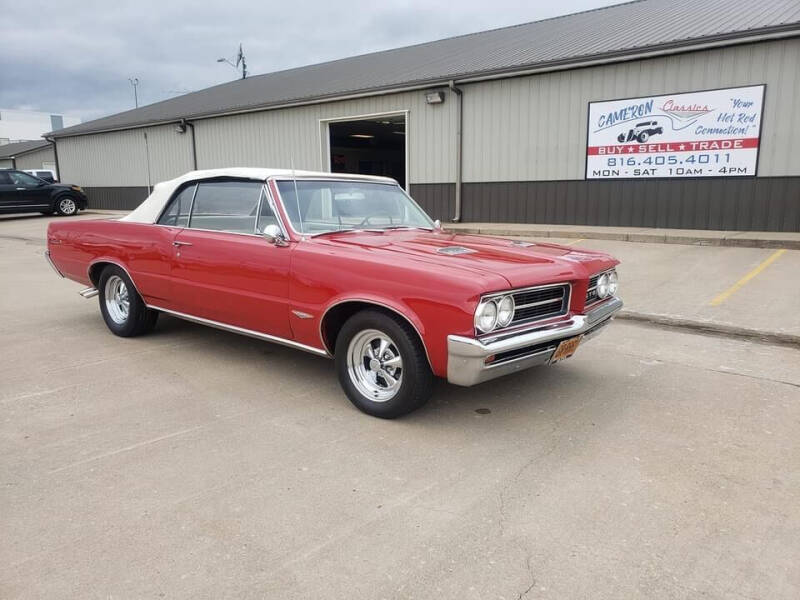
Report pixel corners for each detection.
[47,211,618,379]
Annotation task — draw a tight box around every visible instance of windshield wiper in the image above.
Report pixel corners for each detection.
[382,225,433,231]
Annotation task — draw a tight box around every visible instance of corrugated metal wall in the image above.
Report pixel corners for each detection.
[195,90,456,184]
[59,91,456,187]
[461,38,800,181]
[58,123,194,187]
[14,146,56,171]
[56,38,799,230]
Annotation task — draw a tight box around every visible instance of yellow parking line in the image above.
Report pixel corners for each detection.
[567,238,586,245]
[710,249,786,306]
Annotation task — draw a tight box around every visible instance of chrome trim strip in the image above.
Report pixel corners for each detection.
[480,280,568,301]
[513,297,565,310]
[44,250,64,277]
[148,305,330,357]
[318,298,433,369]
[86,260,144,299]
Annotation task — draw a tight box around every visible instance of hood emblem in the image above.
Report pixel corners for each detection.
[437,246,476,256]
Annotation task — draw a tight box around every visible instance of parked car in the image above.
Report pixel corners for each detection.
[23,168,58,183]
[0,169,87,216]
[617,121,663,143]
[45,168,622,418]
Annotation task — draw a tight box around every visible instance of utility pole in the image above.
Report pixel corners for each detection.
[128,78,139,108]
[217,44,247,79]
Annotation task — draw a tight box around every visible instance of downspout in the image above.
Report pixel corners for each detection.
[448,80,463,222]
[48,137,61,181]
[181,119,198,170]
[10,156,16,169]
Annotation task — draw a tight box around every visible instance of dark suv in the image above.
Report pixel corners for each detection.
[0,169,88,216]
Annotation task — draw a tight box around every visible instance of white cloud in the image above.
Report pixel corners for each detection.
[1,0,621,121]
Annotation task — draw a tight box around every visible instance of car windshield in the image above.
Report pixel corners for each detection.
[276,179,434,235]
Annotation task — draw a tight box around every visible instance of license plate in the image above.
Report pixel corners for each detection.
[549,335,583,364]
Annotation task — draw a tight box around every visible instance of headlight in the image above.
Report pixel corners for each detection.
[475,300,498,333]
[596,273,610,299]
[496,295,515,327]
[607,270,618,296]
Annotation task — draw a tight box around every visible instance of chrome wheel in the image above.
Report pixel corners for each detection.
[104,275,130,324]
[346,329,403,402]
[59,197,77,215]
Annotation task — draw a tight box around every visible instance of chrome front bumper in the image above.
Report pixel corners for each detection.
[447,296,623,386]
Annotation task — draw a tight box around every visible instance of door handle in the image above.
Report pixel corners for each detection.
[16,187,26,190]
[173,240,193,247]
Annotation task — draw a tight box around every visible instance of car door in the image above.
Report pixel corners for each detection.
[8,171,51,210]
[169,180,293,339]
[0,171,16,210]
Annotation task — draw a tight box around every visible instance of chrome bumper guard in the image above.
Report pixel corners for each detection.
[447,296,623,386]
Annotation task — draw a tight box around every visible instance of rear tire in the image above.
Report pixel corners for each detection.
[55,195,79,216]
[97,265,158,337]
[335,310,433,418]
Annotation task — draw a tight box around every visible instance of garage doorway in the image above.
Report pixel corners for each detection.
[325,113,407,189]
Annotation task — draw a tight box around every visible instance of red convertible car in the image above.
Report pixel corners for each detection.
[45,168,622,418]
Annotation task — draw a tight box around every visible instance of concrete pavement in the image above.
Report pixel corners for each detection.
[1,212,800,598]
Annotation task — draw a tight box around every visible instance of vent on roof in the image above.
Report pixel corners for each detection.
[437,246,476,256]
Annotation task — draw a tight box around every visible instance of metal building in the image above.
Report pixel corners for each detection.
[0,140,56,172]
[47,0,800,231]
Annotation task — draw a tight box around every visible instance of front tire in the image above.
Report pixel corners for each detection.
[55,195,79,216]
[335,310,433,418]
[98,265,158,337]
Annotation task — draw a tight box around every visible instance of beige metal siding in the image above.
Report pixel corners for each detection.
[58,123,194,187]
[0,159,12,169]
[14,146,56,171]
[195,90,455,183]
[58,90,455,187]
[462,38,800,181]
[56,38,799,189]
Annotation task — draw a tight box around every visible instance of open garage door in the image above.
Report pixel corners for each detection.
[327,114,407,188]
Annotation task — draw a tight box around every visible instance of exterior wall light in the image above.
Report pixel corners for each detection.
[425,91,445,104]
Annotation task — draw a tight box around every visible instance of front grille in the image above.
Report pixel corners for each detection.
[585,273,601,306]
[509,284,570,326]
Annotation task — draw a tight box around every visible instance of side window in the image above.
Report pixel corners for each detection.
[157,184,195,227]
[256,188,279,232]
[189,181,262,234]
[0,172,12,185]
[8,171,42,186]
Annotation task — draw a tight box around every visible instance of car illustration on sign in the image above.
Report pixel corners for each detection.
[45,168,622,418]
[617,121,664,143]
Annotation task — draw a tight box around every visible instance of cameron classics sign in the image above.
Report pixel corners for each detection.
[586,85,765,179]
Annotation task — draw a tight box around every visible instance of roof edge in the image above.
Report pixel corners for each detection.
[48,24,800,140]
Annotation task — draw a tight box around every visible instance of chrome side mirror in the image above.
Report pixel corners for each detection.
[433,219,442,230]
[262,224,288,246]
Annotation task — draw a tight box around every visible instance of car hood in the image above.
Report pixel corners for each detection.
[312,229,617,288]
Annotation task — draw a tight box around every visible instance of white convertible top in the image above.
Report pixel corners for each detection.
[121,167,395,224]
